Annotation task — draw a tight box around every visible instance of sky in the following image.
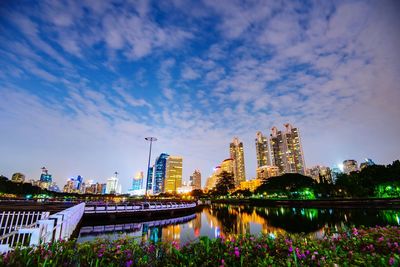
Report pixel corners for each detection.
[0,0,399,192]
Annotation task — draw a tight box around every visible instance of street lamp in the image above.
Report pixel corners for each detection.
[145,137,157,198]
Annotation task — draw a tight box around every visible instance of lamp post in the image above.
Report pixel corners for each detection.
[145,137,157,198]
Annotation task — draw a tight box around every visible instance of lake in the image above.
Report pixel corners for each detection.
[77,204,400,245]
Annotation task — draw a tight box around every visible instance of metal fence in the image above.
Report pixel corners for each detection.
[0,203,85,253]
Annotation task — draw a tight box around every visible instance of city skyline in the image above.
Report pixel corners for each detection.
[1,1,399,192]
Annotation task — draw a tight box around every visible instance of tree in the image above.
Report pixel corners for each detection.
[215,171,235,196]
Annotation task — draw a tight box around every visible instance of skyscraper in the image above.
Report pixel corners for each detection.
[132,171,144,191]
[164,156,183,193]
[190,170,201,190]
[255,131,271,168]
[106,175,120,194]
[153,153,169,194]
[230,137,246,187]
[269,124,306,175]
[343,159,359,174]
[146,166,154,193]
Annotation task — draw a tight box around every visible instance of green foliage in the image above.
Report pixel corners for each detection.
[215,171,235,196]
[1,226,399,266]
[336,160,400,198]
[256,173,316,199]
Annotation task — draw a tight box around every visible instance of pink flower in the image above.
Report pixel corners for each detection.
[389,257,395,266]
[234,247,240,258]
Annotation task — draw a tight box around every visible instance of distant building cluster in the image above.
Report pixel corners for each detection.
[205,123,307,192]
[3,126,377,195]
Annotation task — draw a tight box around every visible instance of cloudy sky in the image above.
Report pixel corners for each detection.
[0,0,399,191]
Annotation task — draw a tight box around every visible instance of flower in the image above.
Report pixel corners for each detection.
[389,257,395,266]
[126,260,133,267]
[234,247,240,258]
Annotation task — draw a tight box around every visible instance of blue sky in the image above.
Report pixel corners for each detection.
[0,0,399,191]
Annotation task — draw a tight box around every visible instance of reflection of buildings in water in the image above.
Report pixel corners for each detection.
[190,213,202,237]
[162,224,181,243]
[141,225,162,243]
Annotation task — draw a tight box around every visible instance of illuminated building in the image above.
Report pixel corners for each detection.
[39,167,53,189]
[239,179,262,192]
[132,171,144,190]
[360,158,375,170]
[63,179,75,193]
[343,159,359,174]
[255,131,271,168]
[270,124,305,175]
[220,158,234,174]
[11,172,25,183]
[308,166,332,183]
[106,176,121,194]
[190,170,201,190]
[146,166,154,194]
[230,137,246,187]
[256,165,279,180]
[205,166,221,191]
[153,153,169,194]
[164,156,183,193]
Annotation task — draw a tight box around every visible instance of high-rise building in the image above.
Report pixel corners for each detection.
[360,158,375,170]
[308,166,332,183]
[220,158,234,174]
[106,176,120,194]
[132,171,144,191]
[153,153,169,194]
[343,160,358,174]
[39,167,53,189]
[230,137,246,187]
[11,172,25,183]
[205,166,221,191]
[270,124,305,175]
[255,131,271,168]
[146,166,154,194]
[164,156,183,193]
[256,165,279,180]
[190,170,201,190]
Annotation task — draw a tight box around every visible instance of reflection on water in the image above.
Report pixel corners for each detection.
[77,205,400,245]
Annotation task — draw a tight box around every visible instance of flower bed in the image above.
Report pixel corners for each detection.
[1,226,399,266]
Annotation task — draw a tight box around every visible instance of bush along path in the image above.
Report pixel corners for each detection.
[1,226,399,266]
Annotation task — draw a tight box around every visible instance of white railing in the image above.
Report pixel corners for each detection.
[84,202,197,214]
[0,203,85,253]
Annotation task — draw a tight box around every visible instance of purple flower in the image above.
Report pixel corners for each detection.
[234,247,240,258]
[126,260,133,267]
[389,257,395,266]
[288,246,293,253]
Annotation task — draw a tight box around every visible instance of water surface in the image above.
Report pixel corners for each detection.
[77,204,400,245]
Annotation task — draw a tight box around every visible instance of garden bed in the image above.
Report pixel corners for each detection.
[1,226,399,266]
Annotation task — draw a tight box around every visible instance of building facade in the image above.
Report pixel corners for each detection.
[164,156,183,193]
[230,137,246,187]
[11,172,25,183]
[255,131,271,168]
[343,159,359,174]
[106,176,120,194]
[190,170,202,190]
[153,153,169,194]
[269,124,306,175]
[256,165,279,180]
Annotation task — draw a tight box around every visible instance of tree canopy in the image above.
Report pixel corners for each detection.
[215,171,235,195]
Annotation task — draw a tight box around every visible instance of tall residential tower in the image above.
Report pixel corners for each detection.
[230,137,246,186]
[164,156,183,193]
[255,131,271,168]
[269,124,306,175]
